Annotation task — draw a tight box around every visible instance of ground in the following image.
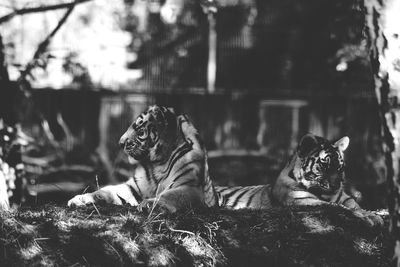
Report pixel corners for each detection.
[0,204,391,266]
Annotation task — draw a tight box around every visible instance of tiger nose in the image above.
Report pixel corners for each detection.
[119,135,127,148]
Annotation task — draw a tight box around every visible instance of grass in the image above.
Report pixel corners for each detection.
[0,204,391,266]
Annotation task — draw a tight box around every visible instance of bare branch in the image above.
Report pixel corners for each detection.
[18,5,75,83]
[0,35,10,82]
[0,0,91,24]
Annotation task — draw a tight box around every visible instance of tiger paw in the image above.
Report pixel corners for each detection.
[353,209,384,227]
[67,193,95,207]
[364,211,384,227]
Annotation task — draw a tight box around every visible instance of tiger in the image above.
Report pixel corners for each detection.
[215,134,383,226]
[68,105,218,213]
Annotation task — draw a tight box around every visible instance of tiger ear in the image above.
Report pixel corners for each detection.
[333,136,350,153]
[167,107,175,114]
[297,134,319,158]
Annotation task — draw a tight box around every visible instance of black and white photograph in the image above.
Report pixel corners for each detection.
[0,0,399,266]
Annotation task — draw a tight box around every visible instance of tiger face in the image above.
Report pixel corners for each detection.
[294,134,349,195]
[119,105,178,162]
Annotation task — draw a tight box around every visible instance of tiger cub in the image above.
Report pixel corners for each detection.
[273,134,355,207]
[68,105,217,213]
[216,134,383,226]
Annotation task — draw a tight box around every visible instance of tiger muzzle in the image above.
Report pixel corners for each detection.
[121,139,135,151]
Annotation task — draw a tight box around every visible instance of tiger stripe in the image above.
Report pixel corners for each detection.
[160,140,193,179]
[215,185,273,210]
[127,183,142,203]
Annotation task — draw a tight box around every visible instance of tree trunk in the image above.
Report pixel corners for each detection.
[364,0,400,264]
[0,34,10,121]
[0,34,19,125]
[0,34,11,210]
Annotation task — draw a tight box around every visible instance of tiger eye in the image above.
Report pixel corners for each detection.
[137,128,146,138]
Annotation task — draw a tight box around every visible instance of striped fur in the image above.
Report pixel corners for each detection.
[216,134,383,226]
[215,134,354,210]
[215,135,357,213]
[68,106,217,212]
[215,184,273,209]
[273,134,353,207]
[272,134,382,226]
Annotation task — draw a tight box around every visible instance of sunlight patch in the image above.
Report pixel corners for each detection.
[180,235,223,266]
[147,246,175,266]
[302,216,334,233]
[20,244,42,260]
[353,238,380,256]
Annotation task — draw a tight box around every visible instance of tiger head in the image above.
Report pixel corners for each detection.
[293,134,349,195]
[119,105,178,162]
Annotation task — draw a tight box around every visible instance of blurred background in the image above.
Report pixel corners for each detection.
[0,0,386,209]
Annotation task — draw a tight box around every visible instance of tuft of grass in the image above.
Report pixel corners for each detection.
[0,204,392,266]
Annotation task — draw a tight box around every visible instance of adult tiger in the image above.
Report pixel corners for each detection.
[215,134,383,226]
[68,105,217,212]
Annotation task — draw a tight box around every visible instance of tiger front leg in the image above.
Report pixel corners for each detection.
[285,190,327,206]
[349,208,384,227]
[67,184,140,207]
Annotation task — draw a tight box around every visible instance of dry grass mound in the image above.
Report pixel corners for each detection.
[0,204,391,266]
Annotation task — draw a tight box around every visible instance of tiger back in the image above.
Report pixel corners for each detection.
[215,184,273,209]
[68,105,217,212]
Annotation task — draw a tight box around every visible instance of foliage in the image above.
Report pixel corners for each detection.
[0,0,135,89]
[0,204,390,266]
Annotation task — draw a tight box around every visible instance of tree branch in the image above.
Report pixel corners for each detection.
[18,5,75,84]
[0,0,91,24]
